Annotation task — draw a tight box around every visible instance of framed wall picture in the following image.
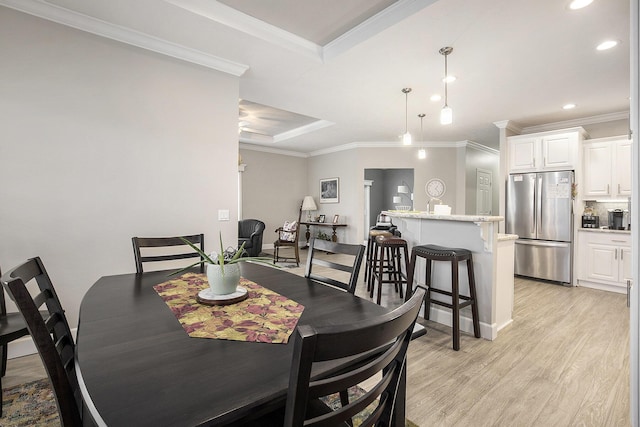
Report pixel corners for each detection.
[333,214,340,224]
[320,178,339,203]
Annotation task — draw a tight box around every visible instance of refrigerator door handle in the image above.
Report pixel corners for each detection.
[536,175,542,237]
[516,240,570,248]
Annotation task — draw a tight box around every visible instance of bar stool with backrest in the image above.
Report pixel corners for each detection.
[370,235,410,305]
[407,244,481,351]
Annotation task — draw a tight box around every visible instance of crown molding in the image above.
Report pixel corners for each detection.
[166,0,434,62]
[323,0,438,60]
[239,143,309,158]
[520,111,630,134]
[165,0,323,61]
[0,0,249,76]
[464,140,499,155]
[493,120,523,134]
[241,139,494,159]
[273,120,335,142]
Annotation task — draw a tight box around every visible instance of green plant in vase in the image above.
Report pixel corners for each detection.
[171,233,275,295]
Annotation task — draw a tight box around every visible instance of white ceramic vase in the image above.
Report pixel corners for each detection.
[206,263,240,295]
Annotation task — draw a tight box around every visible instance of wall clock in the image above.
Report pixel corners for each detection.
[425,178,446,198]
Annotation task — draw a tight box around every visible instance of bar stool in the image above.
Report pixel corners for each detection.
[364,229,394,293]
[370,235,410,305]
[407,244,480,351]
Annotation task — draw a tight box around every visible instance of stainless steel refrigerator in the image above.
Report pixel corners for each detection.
[506,170,574,284]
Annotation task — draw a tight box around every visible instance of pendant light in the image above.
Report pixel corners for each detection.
[401,88,412,145]
[418,113,426,159]
[439,47,453,125]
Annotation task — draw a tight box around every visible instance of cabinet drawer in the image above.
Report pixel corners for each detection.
[578,231,630,246]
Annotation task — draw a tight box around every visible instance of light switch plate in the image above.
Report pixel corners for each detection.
[218,209,230,221]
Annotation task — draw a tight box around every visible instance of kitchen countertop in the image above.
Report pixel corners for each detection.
[578,228,631,234]
[383,210,503,223]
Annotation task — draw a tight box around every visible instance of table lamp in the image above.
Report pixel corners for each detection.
[301,196,318,221]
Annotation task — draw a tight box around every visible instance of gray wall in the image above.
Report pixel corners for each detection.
[0,8,239,329]
[239,148,308,245]
[365,168,414,225]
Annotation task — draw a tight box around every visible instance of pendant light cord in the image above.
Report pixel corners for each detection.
[444,53,448,107]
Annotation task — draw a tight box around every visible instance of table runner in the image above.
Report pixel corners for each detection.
[153,273,304,344]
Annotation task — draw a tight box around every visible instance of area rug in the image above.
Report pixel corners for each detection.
[1,378,59,426]
[2,380,418,426]
[321,386,419,427]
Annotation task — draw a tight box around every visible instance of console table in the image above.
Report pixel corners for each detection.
[300,221,347,245]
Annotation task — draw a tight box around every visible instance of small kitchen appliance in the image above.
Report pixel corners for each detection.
[608,209,627,230]
[581,215,599,228]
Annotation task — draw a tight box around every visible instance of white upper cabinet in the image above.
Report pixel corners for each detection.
[582,136,632,199]
[508,129,584,173]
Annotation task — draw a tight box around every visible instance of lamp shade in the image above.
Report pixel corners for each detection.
[301,196,317,211]
[440,105,453,125]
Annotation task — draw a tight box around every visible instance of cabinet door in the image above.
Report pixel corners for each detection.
[542,134,574,169]
[621,246,633,283]
[585,243,618,282]
[509,137,537,171]
[614,140,632,196]
[583,142,613,197]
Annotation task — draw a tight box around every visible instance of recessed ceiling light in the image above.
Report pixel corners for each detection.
[442,75,456,83]
[596,40,618,50]
[563,103,577,110]
[430,94,442,102]
[569,0,593,10]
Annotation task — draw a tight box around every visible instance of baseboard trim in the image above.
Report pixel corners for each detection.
[427,307,497,341]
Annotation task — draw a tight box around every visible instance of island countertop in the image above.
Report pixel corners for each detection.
[382,210,503,223]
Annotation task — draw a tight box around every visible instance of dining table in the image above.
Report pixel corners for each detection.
[75,262,405,426]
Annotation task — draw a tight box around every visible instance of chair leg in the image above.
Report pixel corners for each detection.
[467,258,481,338]
[1,344,7,377]
[294,244,300,267]
[376,246,386,305]
[424,260,432,320]
[452,260,460,351]
[406,250,417,302]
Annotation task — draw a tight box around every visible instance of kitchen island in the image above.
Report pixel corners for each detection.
[383,211,515,340]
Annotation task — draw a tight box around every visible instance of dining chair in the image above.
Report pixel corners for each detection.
[272,286,426,427]
[0,267,31,417]
[274,204,303,266]
[0,257,82,426]
[132,233,205,273]
[304,238,366,294]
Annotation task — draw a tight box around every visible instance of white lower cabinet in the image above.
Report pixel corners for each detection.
[577,230,631,293]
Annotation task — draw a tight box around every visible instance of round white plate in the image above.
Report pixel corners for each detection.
[198,286,247,301]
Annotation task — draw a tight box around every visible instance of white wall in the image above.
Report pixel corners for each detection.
[0,8,239,330]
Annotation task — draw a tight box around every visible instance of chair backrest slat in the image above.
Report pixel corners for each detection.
[304,238,365,294]
[132,233,205,273]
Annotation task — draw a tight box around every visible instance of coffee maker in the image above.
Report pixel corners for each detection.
[608,209,628,230]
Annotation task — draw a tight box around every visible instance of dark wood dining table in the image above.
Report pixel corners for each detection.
[75,262,405,426]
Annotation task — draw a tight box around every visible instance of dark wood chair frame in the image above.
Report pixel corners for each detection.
[0,257,82,426]
[304,238,365,294]
[274,205,303,266]
[132,234,205,274]
[0,267,31,417]
[282,287,426,427]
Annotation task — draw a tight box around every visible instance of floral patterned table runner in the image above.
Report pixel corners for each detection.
[153,273,305,344]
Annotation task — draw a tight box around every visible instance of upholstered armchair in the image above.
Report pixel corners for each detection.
[238,219,266,257]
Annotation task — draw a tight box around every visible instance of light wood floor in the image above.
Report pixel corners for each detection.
[5,248,630,426]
